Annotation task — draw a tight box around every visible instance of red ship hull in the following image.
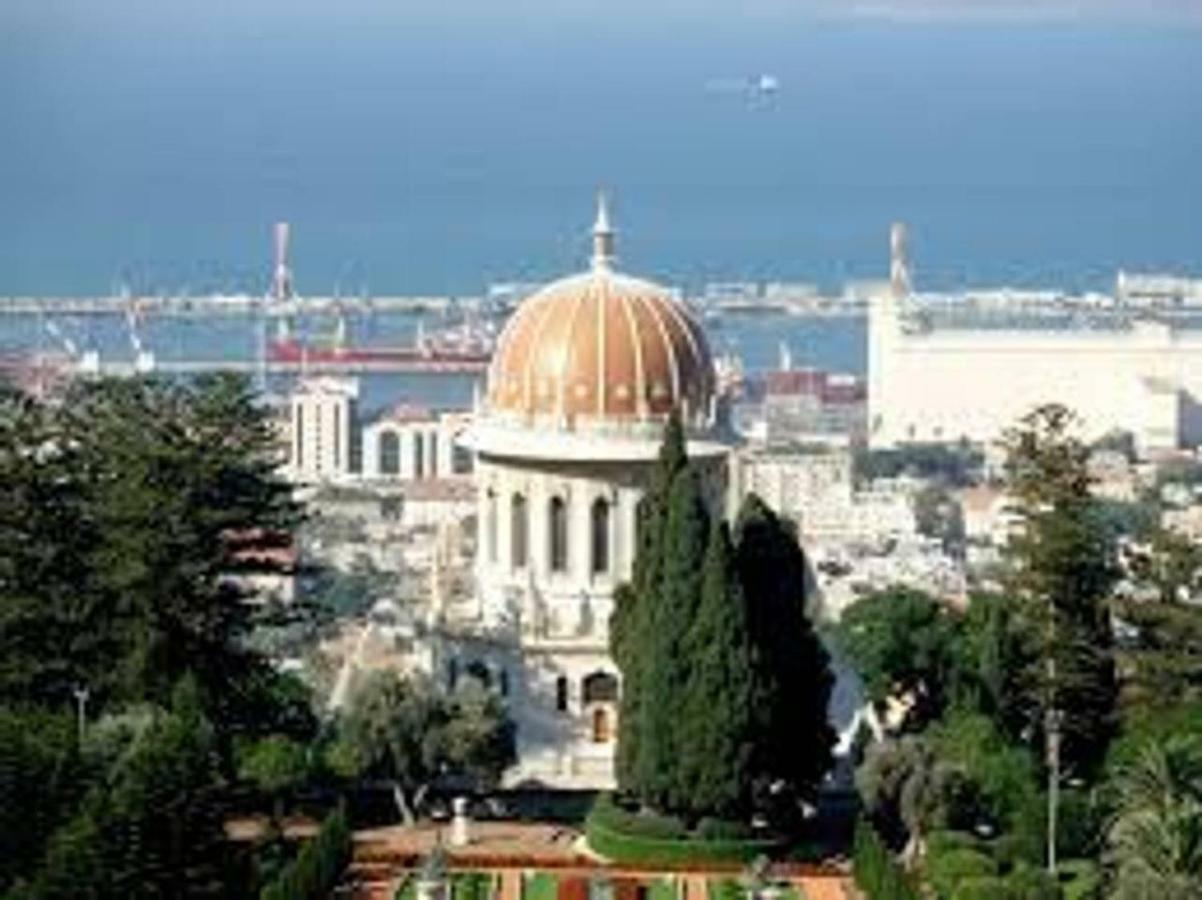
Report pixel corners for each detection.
[268,339,490,370]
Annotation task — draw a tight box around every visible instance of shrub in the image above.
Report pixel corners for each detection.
[590,794,688,840]
[696,817,755,840]
[927,848,996,899]
[1004,864,1060,900]
[586,796,777,865]
[950,878,1013,900]
[258,803,352,900]
[853,821,920,900]
[1057,860,1100,900]
[926,831,986,861]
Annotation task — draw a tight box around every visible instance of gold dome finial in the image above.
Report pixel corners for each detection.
[592,190,615,270]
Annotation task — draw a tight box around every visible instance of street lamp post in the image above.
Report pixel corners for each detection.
[1045,706,1064,876]
[72,684,90,744]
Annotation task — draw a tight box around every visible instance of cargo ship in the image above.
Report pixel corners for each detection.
[267,320,494,373]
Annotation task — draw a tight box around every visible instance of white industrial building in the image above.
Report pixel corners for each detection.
[868,292,1202,456]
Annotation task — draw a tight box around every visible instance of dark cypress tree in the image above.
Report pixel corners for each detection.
[611,413,687,794]
[735,494,835,807]
[679,521,756,820]
[636,464,710,810]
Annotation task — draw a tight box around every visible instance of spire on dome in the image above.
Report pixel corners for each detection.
[592,190,616,270]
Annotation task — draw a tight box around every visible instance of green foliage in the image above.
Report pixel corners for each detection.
[734,495,835,810]
[327,671,514,823]
[914,485,967,556]
[1001,404,1120,778]
[853,821,921,900]
[926,847,997,899]
[25,678,228,899]
[585,794,782,866]
[857,736,968,858]
[678,521,756,819]
[615,420,834,823]
[305,552,399,620]
[838,586,958,730]
[637,465,711,809]
[1057,860,1101,900]
[927,711,1042,850]
[1103,735,1202,899]
[853,443,983,488]
[0,708,86,891]
[612,413,688,791]
[0,375,299,727]
[257,802,352,900]
[524,873,558,900]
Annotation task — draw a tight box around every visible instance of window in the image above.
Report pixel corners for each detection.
[591,708,611,743]
[582,671,619,704]
[429,433,438,477]
[555,675,568,713]
[413,433,425,479]
[591,498,610,575]
[446,658,458,691]
[499,669,509,697]
[379,431,400,475]
[511,493,528,569]
[549,496,568,573]
[486,490,498,563]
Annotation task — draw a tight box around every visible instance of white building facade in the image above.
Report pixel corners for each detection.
[285,376,360,481]
[868,291,1202,456]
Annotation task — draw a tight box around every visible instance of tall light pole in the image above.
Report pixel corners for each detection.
[72,684,90,744]
[1046,706,1063,875]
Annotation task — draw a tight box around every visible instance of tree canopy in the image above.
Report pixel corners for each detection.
[611,417,834,823]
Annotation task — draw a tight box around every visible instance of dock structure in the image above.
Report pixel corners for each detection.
[0,294,484,318]
[87,357,489,378]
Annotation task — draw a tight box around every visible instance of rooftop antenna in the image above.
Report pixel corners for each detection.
[890,222,912,298]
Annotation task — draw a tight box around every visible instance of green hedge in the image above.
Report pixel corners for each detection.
[927,849,996,900]
[852,821,920,900]
[259,803,352,900]
[524,872,557,900]
[585,796,778,865]
[1058,860,1101,900]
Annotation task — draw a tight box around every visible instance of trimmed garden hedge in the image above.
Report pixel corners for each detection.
[584,795,780,865]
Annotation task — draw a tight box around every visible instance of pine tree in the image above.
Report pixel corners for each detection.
[611,413,687,794]
[735,494,835,807]
[1001,403,1119,776]
[679,521,756,819]
[636,464,710,810]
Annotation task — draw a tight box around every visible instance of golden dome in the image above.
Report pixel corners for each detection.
[485,196,715,431]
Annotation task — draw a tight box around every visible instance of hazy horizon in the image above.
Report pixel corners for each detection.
[2,3,1199,295]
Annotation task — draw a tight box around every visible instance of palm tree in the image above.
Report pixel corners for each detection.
[1107,737,1202,899]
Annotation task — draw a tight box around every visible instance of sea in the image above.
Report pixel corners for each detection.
[2,8,1200,410]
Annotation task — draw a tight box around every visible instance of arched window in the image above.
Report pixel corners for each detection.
[379,431,400,476]
[582,671,619,704]
[591,498,610,575]
[511,493,528,569]
[486,490,498,563]
[555,675,569,713]
[549,496,569,573]
[413,433,425,479]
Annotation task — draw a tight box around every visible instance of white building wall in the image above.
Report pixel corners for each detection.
[288,377,358,482]
[869,293,1202,455]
